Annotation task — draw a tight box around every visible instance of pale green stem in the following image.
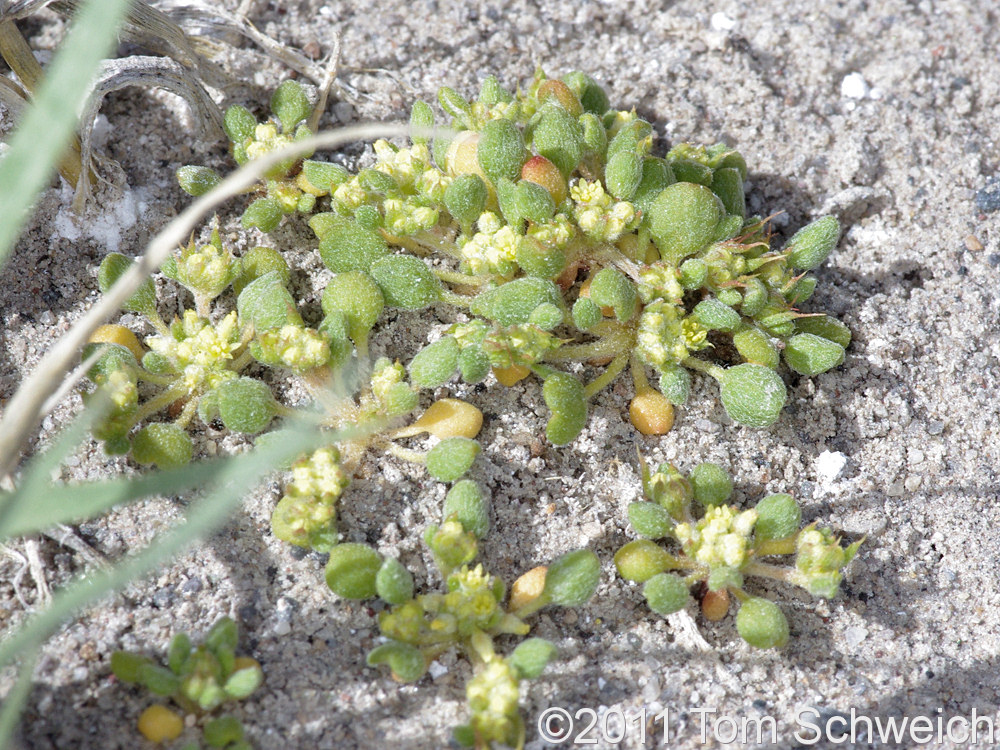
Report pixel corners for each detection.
[146,311,171,336]
[509,592,551,621]
[584,351,629,398]
[414,229,461,258]
[681,356,725,381]
[385,443,426,464]
[754,537,798,557]
[173,396,200,429]
[434,269,486,287]
[441,291,471,308]
[131,367,176,388]
[544,332,630,363]
[194,293,212,318]
[630,354,650,392]
[742,560,799,585]
[129,384,189,426]
[230,349,255,373]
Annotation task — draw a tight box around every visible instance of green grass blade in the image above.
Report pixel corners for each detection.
[0,419,333,744]
[0,0,131,265]
[0,397,105,537]
[1,452,273,540]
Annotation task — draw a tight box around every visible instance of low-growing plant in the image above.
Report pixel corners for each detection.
[111,616,259,748]
[325,490,601,750]
[178,70,851,445]
[0,41,867,747]
[86,226,489,553]
[615,458,861,648]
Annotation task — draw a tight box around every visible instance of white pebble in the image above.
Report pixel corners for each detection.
[840,73,870,99]
[39,311,55,325]
[843,625,868,649]
[428,660,448,679]
[710,12,737,31]
[273,620,291,636]
[816,450,847,484]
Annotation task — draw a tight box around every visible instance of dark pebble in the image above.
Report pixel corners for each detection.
[152,586,174,608]
[988,253,1000,267]
[181,577,203,594]
[975,178,1000,213]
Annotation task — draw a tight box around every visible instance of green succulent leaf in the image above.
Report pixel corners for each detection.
[542,372,587,445]
[215,378,278,434]
[458,345,491,383]
[509,638,558,680]
[408,337,459,388]
[530,108,584,177]
[627,502,674,539]
[590,267,637,322]
[477,118,527,184]
[425,436,480,482]
[443,480,490,538]
[325,543,382,600]
[318,217,389,273]
[689,462,733,507]
[369,255,442,309]
[718,364,787,428]
[470,277,561,326]
[786,215,840,271]
[754,493,801,541]
[643,573,690,615]
[736,597,790,649]
[237,271,302,331]
[444,173,488,228]
[223,665,263,699]
[614,539,672,583]
[367,642,427,683]
[233,246,290,295]
[543,549,601,607]
[271,79,310,133]
[783,333,845,376]
[131,424,193,469]
[648,182,723,265]
[571,297,602,331]
[204,716,244,748]
[176,165,221,197]
[241,198,284,232]
[375,558,415,605]
[693,297,741,332]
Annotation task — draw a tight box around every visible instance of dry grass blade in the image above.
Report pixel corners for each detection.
[72,55,225,206]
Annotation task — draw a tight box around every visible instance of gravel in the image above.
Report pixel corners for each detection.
[2,0,1000,748]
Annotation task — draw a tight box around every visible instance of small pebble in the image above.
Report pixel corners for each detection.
[816,450,848,484]
[694,418,720,433]
[988,253,1000,267]
[642,677,660,702]
[39,311,55,325]
[710,12,736,31]
[840,73,870,99]
[843,626,868,649]
[925,420,944,435]
[975,177,1000,213]
[332,102,355,123]
[427,661,448,679]
[904,475,922,492]
[964,234,984,252]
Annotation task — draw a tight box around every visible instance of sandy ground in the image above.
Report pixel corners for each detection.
[2,0,1000,748]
